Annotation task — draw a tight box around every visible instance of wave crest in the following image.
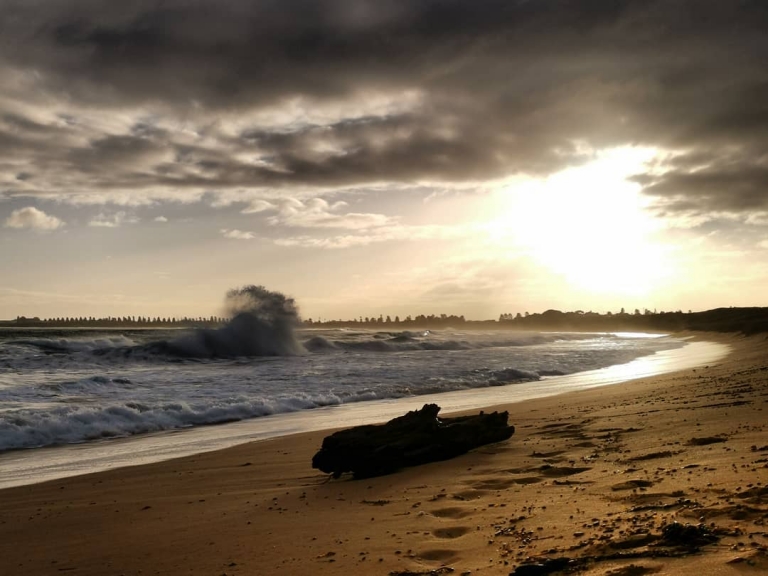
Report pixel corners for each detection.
[144,285,305,358]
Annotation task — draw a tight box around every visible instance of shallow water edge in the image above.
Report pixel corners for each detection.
[0,339,729,489]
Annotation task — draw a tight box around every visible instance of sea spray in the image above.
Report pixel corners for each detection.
[153,285,305,358]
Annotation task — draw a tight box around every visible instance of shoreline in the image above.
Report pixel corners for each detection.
[1,331,766,575]
[0,335,728,490]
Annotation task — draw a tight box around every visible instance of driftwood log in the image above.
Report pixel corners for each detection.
[312,403,515,479]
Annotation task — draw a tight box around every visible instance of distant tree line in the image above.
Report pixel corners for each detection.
[305,307,768,335]
[7,315,226,328]
[496,307,768,335]
[4,307,768,335]
[303,313,469,329]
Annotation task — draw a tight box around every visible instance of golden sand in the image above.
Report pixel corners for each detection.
[1,333,766,575]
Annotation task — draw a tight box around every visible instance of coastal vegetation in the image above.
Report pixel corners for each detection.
[4,307,768,335]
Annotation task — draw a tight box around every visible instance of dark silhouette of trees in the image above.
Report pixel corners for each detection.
[7,315,226,328]
[6,307,768,336]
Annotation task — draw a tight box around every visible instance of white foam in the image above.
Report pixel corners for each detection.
[0,339,729,489]
[0,330,688,452]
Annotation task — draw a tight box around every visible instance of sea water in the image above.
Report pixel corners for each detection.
[0,325,688,453]
[0,319,733,488]
[0,288,733,487]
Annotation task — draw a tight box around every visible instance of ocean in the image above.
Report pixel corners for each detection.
[0,318,730,488]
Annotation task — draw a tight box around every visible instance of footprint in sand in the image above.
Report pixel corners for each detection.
[605,564,662,575]
[621,491,687,506]
[428,507,473,519]
[432,526,470,539]
[471,477,543,490]
[625,450,678,462]
[611,479,654,491]
[468,467,592,490]
[452,489,489,500]
[537,465,592,477]
[501,466,532,474]
[553,479,594,486]
[687,436,727,446]
[735,485,768,504]
[727,550,768,570]
[697,503,765,521]
[415,549,459,562]
[537,423,590,440]
[530,450,566,458]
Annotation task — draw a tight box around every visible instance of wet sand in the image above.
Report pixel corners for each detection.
[1,332,766,575]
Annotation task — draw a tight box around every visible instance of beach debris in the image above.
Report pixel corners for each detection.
[508,522,723,575]
[658,522,719,548]
[311,403,515,479]
[360,499,391,506]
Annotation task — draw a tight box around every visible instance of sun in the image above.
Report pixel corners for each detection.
[487,147,670,298]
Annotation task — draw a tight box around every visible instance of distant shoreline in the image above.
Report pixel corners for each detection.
[3,305,768,334]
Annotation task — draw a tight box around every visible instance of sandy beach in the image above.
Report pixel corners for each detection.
[1,332,766,576]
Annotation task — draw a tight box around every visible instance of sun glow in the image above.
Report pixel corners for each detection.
[487,147,670,297]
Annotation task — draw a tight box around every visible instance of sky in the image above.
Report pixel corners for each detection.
[2,0,768,321]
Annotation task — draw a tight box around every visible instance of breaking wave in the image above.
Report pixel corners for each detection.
[8,335,137,354]
[0,363,551,451]
[8,286,305,360]
[145,285,304,358]
[296,330,603,353]
[0,400,294,451]
[7,329,607,361]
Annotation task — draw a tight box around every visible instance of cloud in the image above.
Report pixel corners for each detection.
[0,0,766,219]
[220,228,255,240]
[746,212,768,226]
[88,211,138,227]
[154,215,168,222]
[266,198,392,229]
[3,206,64,230]
[635,151,768,215]
[274,222,481,248]
[241,200,276,214]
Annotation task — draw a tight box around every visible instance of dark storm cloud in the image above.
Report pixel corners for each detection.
[639,153,768,212]
[69,134,167,169]
[1,0,767,211]
[2,114,56,135]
